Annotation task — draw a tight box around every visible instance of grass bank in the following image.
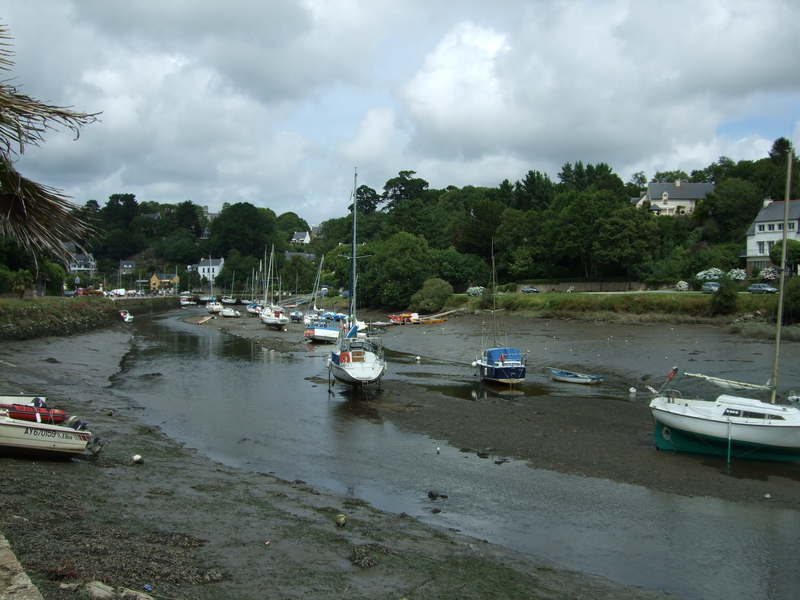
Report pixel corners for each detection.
[0,295,178,341]
[439,290,800,341]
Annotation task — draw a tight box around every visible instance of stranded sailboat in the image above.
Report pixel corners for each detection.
[472,250,526,385]
[327,169,386,387]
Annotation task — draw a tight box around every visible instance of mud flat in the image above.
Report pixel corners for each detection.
[4,309,798,599]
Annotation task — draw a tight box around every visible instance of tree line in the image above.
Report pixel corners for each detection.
[1,138,797,308]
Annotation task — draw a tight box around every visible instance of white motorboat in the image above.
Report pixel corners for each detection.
[0,396,102,458]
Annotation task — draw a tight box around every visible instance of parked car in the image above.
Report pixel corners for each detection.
[520,286,540,294]
[701,282,720,294]
[748,283,778,294]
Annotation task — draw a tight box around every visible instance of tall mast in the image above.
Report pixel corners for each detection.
[770,147,793,404]
[349,168,358,320]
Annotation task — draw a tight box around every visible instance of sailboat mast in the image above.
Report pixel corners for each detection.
[349,168,358,320]
[770,148,794,404]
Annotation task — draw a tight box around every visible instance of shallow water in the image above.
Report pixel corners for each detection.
[110,312,800,600]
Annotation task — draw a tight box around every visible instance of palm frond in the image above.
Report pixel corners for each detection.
[0,21,100,256]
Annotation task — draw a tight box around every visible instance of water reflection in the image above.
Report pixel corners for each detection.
[112,313,800,600]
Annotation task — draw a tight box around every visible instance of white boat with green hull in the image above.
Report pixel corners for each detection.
[649,151,800,462]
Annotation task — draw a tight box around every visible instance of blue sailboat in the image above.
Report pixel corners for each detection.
[472,252,526,385]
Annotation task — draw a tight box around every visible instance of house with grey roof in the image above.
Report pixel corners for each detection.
[291,231,311,245]
[190,258,225,282]
[745,198,800,276]
[634,180,715,216]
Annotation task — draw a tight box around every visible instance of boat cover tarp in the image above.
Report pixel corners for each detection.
[486,348,522,363]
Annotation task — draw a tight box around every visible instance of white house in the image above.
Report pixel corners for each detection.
[745,199,800,276]
[291,231,311,245]
[192,257,225,282]
[634,180,715,216]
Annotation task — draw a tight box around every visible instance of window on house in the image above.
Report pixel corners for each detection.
[758,224,765,232]
[790,223,796,230]
[768,224,775,231]
[758,242,765,254]
[778,224,783,230]
[768,241,775,252]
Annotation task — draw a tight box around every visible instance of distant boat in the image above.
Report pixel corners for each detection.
[206,300,223,314]
[304,316,340,343]
[472,248,526,386]
[120,309,134,323]
[548,368,604,385]
[259,245,290,329]
[220,307,241,318]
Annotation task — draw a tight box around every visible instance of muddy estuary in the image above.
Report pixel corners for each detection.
[96,309,800,600]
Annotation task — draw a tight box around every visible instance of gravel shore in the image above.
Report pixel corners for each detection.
[2,309,798,599]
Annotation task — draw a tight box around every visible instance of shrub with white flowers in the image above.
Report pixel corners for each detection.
[727,268,746,281]
[759,267,779,280]
[466,286,485,297]
[675,280,689,291]
[695,267,724,281]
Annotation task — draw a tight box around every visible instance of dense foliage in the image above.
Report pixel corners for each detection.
[1,138,798,310]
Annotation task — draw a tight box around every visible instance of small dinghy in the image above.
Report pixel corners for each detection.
[548,368,604,385]
[0,396,67,424]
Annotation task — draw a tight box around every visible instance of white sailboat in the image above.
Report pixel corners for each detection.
[649,151,800,462]
[260,245,290,329]
[327,169,387,387]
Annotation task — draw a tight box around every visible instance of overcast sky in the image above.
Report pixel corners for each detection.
[4,0,800,226]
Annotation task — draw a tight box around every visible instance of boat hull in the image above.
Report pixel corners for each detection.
[475,348,526,385]
[549,369,603,385]
[476,362,526,385]
[328,339,386,386]
[650,395,800,462]
[0,416,94,459]
[305,327,339,343]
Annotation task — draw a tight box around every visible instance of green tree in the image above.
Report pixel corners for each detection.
[382,171,429,212]
[652,170,690,183]
[708,277,739,316]
[208,203,277,258]
[514,170,555,211]
[360,233,436,308]
[275,212,310,240]
[11,269,33,298]
[769,239,800,274]
[153,229,202,265]
[408,278,453,312]
[592,208,660,278]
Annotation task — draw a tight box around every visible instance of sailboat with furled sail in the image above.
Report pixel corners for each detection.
[260,245,290,329]
[472,248,527,386]
[649,149,800,462]
[328,169,386,387]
